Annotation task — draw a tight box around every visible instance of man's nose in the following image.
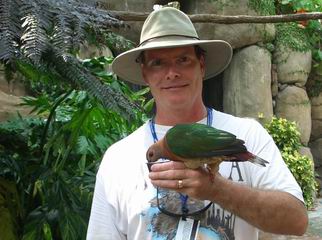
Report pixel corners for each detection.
[165,64,180,80]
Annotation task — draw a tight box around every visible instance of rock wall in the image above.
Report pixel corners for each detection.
[0,65,33,122]
[223,45,273,121]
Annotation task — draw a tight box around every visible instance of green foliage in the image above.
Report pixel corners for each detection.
[276,0,321,14]
[264,117,301,151]
[0,1,148,238]
[0,178,20,240]
[265,117,317,208]
[248,0,276,15]
[0,0,125,63]
[0,55,150,239]
[275,0,322,61]
[1,0,138,120]
[275,0,322,96]
[275,23,311,52]
[307,74,322,98]
[281,151,317,208]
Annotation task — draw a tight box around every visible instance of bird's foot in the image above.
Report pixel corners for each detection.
[206,165,217,183]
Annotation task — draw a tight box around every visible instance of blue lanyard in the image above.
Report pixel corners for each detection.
[149,107,213,216]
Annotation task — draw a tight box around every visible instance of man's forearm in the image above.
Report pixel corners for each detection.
[210,174,308,235]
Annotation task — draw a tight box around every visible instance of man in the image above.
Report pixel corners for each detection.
[87,7,308,240]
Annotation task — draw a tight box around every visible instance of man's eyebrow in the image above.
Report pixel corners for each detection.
[177,50,195,57]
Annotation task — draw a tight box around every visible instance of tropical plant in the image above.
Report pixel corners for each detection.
[275,0,322,97]
[0,0,152,238]
[265,117,318,209]
[0,0,138,119]
[275,0,322,60]
[0,54,151,239]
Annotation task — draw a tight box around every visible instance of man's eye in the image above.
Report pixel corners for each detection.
[149,59,162,67]
[178,56,189,63]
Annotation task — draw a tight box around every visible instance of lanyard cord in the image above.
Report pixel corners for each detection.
[149,107,213,218]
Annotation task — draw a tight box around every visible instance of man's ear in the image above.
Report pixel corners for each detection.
[141,64,149,85]
[200,55,206,78]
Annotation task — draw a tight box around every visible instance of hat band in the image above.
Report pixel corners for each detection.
[139,35,200,47]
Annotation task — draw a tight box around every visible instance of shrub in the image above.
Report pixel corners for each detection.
[265,117,317,209]
[281,151,316,209]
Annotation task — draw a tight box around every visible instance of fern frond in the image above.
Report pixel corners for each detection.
[52,14,74,55]
[1,0,128,65]
[1,0,137,119]
[20,1,49,63]
[52,52,137,119]
[74,3,126,31]
[0,0,22,62]
[70,14,87,50]
[52,0,126,53]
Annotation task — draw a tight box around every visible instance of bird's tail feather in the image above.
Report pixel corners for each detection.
[249,156,269,167]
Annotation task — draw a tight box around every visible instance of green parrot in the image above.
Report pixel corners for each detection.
[146,123,269,172]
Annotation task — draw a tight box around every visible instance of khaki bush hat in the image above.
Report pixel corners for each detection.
[112,7,233,86]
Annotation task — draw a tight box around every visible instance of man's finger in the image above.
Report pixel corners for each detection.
[150,160,186,171]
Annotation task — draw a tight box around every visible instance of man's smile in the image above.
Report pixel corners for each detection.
[162,84,189,90]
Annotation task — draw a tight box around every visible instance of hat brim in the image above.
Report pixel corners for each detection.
[112,39,232,86]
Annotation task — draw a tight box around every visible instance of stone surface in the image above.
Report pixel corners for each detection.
[77,42,113,59]
[316,166,322,197]
[311,120,322,141]
[0,65,27,96]
[96,0,148,43]
[274,46,312,87]
[311,93,322,120]
[306,63,322,98]
[307,70,322,150]
[188,0,275,49]
[223,45,273,121]
[275,85,311,145]
[271,64,279,97]
[98,0,275,48]
[0,91,33,122]
[299,146,314,162]
[194,23,275,49]
[309,138,322,167]
[0,65,32,122]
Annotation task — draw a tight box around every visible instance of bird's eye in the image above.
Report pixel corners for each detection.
[148,151,154,159]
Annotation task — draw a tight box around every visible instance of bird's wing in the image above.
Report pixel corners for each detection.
[165,123,246,158]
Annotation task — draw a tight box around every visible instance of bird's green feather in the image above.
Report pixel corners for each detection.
[165,123,242,158]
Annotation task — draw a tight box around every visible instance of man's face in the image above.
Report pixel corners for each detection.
[141,46,205,111]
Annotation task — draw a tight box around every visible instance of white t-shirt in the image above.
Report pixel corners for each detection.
[87,109,304,240]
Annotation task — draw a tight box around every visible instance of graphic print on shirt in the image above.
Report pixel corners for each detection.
[144,162,244,239]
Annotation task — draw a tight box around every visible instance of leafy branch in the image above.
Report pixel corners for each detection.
[0,0,137,119]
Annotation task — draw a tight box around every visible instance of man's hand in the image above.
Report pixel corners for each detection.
[149,161,219,200]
